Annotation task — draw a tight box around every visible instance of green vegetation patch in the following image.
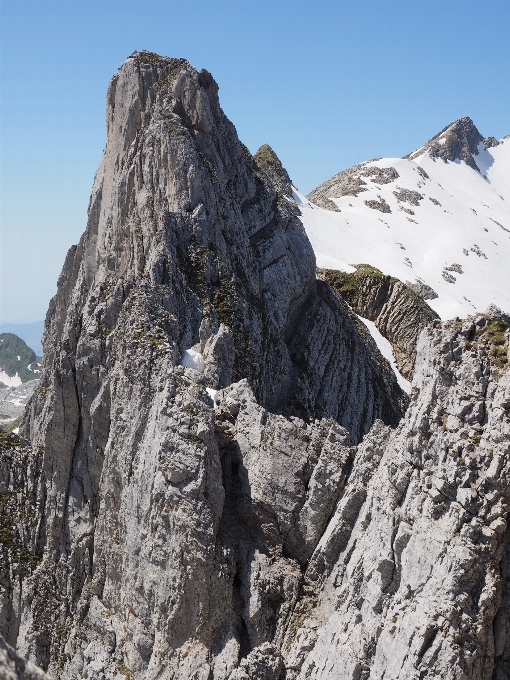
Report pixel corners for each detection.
[138,51,162,65]
[475,319,509,369]
[0,428,20,449]
[0,333,38,383]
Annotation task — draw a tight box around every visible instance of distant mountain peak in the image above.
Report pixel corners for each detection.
[405,116,492,171]
[0,333,40,387]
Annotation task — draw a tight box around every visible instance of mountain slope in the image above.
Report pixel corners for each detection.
[1,54,510,680]
[302,117,510,319]
[0,334,41,387]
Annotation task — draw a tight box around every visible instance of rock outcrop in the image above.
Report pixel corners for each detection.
[320,265,439,380]
[405,116,486,172]
[306,162,399,211]
[0,51,405,679]
[0,634,51,680]
[253,144,293,198]
[2,51,510,680]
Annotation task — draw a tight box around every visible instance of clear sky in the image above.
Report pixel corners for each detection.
[1,0,509,323]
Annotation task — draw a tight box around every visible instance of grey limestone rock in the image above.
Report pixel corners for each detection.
[393,187,424,206]
[406,278,438,301]
[0,51,404,679]
[364,196,392,213]
[3,50,509,680]
[307,162,399,210]
[320,265,439,380]
[0,634,51,680]
[253,143,293,198]
[282,314,510,679]
[406,116,487,172]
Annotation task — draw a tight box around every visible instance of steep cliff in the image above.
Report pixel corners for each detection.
[0,51,406,678]
[320,265,440,380]
[2,51,510,680]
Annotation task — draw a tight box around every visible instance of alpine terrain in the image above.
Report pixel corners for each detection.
[302,117,510,320]
[0,334,41,430]
[0,52,509,680]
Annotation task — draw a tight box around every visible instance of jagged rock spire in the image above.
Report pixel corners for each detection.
[253,143,294,197]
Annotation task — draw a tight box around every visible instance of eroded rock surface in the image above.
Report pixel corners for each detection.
[0,51,405,679]
[0,634,51,680]
[307,162,399,210]
[405,116,486,172]
[2,50,510,680]
[320,265,439,380]
[282,315,510,679]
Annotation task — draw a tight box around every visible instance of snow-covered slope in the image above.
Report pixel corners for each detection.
[300,119,510,319]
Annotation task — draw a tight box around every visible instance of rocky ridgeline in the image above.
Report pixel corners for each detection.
[307,162,400,211]
[320,265,440,380]
[0,51,408,679]
[253,143,293,198]
[405,116,495,173]
[1,52,509,680]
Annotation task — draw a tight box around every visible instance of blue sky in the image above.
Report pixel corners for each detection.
[1,0,509,323]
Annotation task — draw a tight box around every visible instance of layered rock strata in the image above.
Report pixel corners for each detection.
[306,162,399,211]
[405,116,486,172]
[0,51,405,678]
[2,50,510,680]
[0,634,50,680]
[320,265,439,380]
[253,144,293,198]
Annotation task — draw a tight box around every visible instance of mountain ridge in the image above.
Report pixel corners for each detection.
[1,54,510,680]
[300,116,510,319]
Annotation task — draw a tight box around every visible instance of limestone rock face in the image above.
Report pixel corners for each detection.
[2,51,510,680]
[320,265,439,380]
[0,51,405,679]
[0,634,51,680]
[282,316,510,680]
[253,144,293,198]
[306,162,399,210]
[405,116,485,172]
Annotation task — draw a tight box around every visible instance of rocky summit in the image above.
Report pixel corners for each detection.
[1,51,510,680]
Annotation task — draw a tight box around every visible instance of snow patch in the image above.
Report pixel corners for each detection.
[357,315,411,393]
[180,349,205,373]
[299,140,510,319]
[0,371,22,387]
[206,387,220,407]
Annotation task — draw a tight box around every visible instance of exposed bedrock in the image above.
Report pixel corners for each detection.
[0,633,51,680]
[320,264,440,380]
[3,49,509,680]
[0,51,405,678]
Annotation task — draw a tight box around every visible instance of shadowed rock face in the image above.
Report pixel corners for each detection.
[0,51,406,678]
[253,143,293,198]
[320,265,439,380]
[0,634,50,680]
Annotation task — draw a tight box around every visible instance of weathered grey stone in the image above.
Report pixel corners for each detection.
[2,50,510,680]
[405,116,485,172]
[307,162,399,210]
[319,265,439,380]
[0,51,404,679]
[0,634,51,680]
[253,144,293,198]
